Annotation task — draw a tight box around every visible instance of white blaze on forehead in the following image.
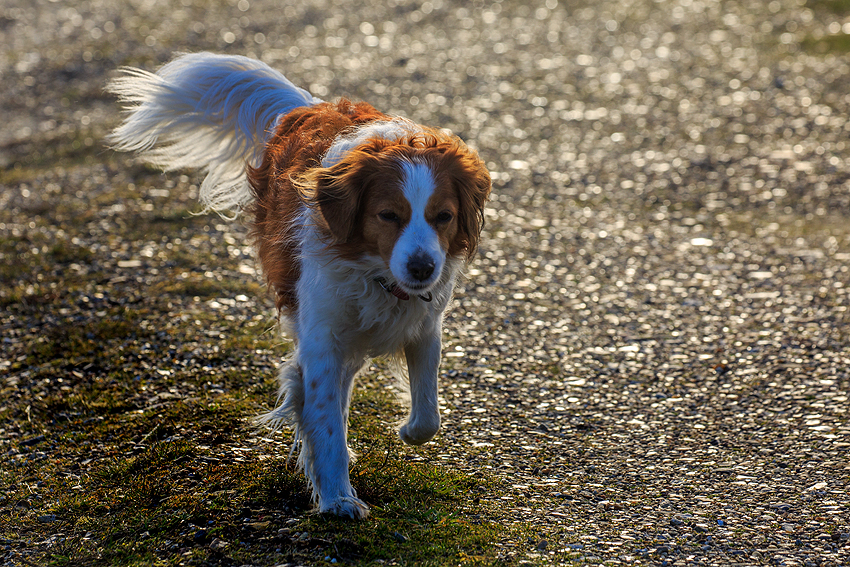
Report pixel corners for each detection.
[400,160,437,214]
[390,160,444,290]
[321,118,420,167]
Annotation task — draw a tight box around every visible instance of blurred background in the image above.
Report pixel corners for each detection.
[3,0,850,220]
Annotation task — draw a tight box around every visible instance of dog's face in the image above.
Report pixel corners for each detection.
[312,134,490,294]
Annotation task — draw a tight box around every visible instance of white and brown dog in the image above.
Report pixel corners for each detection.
[108,53,490,518]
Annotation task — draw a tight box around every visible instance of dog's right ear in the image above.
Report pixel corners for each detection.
[314,165,361,243]
[311,139,395,244]
[313,150,384,243]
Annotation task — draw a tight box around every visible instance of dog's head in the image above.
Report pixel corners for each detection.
[305,130,490,295]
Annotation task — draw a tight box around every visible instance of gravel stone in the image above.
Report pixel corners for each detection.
[2,0,849,565]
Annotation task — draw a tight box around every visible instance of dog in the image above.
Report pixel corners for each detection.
[107,52,490,519]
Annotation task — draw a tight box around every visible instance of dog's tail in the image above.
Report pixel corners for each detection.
[107,52,321,216]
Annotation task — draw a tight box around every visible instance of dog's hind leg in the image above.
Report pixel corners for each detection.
[255,360,305,460]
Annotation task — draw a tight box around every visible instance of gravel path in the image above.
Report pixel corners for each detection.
[2,0,849,564]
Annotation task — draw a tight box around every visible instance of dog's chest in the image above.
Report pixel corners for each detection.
[346,289,433,354]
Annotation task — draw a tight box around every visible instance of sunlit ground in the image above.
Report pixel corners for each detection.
[2,0,849,565]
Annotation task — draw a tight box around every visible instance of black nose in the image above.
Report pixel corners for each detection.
[407,254,435,282]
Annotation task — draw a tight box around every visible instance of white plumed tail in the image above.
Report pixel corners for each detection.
[106,52,322,216]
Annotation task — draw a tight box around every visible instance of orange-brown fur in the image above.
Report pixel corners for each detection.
[247,100,490,315]
[247,99,389,312]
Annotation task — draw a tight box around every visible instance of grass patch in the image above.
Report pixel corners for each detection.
[0,235,94,286]
[23,307,144,367]
[2,300,521,566]
[151,274,264,301]
[806,0,850,13]
[802,0,850,53]
[298,467,501,565]
[3,393,516,566]
[801,32,850,53]
[0,130,105,182]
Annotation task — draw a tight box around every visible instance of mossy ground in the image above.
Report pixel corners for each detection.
[4,392,508,566]
[802,0,850,52]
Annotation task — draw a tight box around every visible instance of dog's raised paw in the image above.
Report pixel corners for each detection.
[320,496,370,520]
[399,419,440,446]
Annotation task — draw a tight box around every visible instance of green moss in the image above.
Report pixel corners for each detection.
[301,460,502,565]
[24,306,144,366]
[802,0,850,53]
[0,236,93,285]
[151,275,263,300]
[806,0,850,13]
[801,32,850,53]
[2,368,521,566]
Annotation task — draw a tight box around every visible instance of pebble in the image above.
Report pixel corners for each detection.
[4,1,850,567]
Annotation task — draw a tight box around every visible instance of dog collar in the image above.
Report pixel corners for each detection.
[374,277,432,302]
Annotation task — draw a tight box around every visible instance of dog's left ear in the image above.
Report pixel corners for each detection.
[447,148,491,260]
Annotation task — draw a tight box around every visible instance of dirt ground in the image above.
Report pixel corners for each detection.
[2,0,849,565]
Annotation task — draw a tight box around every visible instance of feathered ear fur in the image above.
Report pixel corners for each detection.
[314,166,363,242]
[299,134,490,257]
[303,149,383,243]
[441,145,491,261]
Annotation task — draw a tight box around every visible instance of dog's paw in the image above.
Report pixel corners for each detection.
[399,418,440,446]
[319,496,370,519]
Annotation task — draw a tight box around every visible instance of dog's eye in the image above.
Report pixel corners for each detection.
[378,210,400,223]
[435,211,454,224]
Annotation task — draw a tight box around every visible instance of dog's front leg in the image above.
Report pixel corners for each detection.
[298,340,368,519]
[399,319,442,445]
